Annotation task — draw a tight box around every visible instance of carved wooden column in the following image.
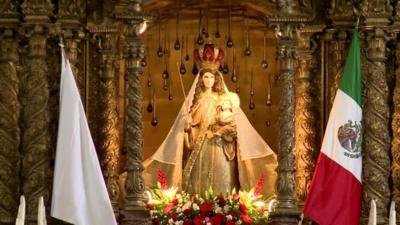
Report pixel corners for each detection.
[268,23,300,225]
[114,1,150,224]
[95,31,121,214]
[58,0,86,103]
[360,2,392,224]
[20,1,53,223]
[0,2,21,223]
[390,4,400,224]
[362,27,391,225]
[391,40,400,225]
[327,30,347,108]
[0,29,21,224]
[295,30,320,212]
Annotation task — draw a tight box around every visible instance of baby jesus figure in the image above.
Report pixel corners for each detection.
[212,92,239,148]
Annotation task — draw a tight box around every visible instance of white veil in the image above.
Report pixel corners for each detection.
[144,71,277,193]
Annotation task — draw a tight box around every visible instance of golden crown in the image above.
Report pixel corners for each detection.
[194,44,224,71]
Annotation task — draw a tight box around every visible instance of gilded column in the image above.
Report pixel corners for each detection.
[65,36,84,97]
[96,31,121,214]
[21,1,53,223]
[268,23,300,225]
[58,0,86,102]
[391,41,400,225]
[295,31,319,210]
[327,30,347,108]
[114,0,151,224]
[0,29,21,224]
[362,28,391,225]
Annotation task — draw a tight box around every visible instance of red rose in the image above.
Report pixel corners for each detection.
[163,203,174,214]
[240,214,252,224]
[232,194,240,201]
[239,203,247,214]
[152,218,160,225]
[193,215,205,225]
[216,195,226,207]
[210,213,224,225]
[199,202,214,216]
[228,210,237,218]
[146,203,154,210]
[171,198,179,205]
[183,220,193,225]
[170,213,177,221]
[226,221,235,225]
[183,208,193,215]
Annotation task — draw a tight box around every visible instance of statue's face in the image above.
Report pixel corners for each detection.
[202,72,215,89]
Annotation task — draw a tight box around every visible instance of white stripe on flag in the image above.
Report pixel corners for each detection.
[322,89,362,182]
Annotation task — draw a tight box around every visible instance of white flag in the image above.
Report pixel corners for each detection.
[15,196,25,225]
[38,196,47,225]
[367,199,376,225]
[51,46,117,225]
[389,201,396,225]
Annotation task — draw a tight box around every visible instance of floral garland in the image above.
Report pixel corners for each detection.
[146,170,275,225]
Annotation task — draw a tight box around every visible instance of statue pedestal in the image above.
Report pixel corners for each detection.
[121,207,151,225]
[268,208,300,225]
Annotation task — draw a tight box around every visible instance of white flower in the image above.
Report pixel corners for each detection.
[226,215,233,220]
[175,221,183,225]
[223,205,230,212]
[176,207,182,213]
[236,220,242,225]
[168,218,174,224]
[182,201,192,211]
[206,223,212,225]
[193,203,200,211]
[215,206,222,214]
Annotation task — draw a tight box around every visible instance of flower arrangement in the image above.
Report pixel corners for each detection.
[146,169,275,225]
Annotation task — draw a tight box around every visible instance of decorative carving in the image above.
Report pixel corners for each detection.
[20,26,51,225]
[0,0,20,24]
[295,32,319,210]
[21,0,54,22]
[0,29,20,224]
[115,1,151,224]
[328,0,356,23]
[360,0,392,19]
[269,23,300,225]
[64,31,86,103]
[391,41,400,224]
[96,32,121,214]
[362,28,391,225]
[58,0,86,22]
[328,30,347,109]
[275,0,313,16]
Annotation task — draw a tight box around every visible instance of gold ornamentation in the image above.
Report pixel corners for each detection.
[269,23,300,225]
[391,41,400,224]
[295,31,319,209]
[328,30,347,109]
[20,27,51,225]
[96,32,121,213]
[0,30,20,224]
[362,28,391,225]
[116,1,150,224]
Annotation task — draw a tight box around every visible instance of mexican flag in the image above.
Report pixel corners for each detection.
[303,29,362,225]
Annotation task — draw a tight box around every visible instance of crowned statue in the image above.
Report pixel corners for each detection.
[144,44,277,195]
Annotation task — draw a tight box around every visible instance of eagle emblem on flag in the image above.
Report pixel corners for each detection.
[337,120,362,158]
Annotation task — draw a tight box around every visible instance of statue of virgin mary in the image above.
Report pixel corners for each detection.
[144,44,277,195]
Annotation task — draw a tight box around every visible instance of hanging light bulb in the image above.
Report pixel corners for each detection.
[174,12,181,50]
[151,88,158,126]
[157,23,164,57]
[261,30,268,69]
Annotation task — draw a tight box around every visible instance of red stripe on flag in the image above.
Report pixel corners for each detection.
[303,153,362,225]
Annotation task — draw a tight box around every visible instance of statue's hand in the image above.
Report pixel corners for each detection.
[184,115,193,132]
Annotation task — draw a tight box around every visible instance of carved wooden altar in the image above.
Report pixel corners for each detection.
[0,0,399,225]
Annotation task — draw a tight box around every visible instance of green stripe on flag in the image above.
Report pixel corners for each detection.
[339,29,362,107]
